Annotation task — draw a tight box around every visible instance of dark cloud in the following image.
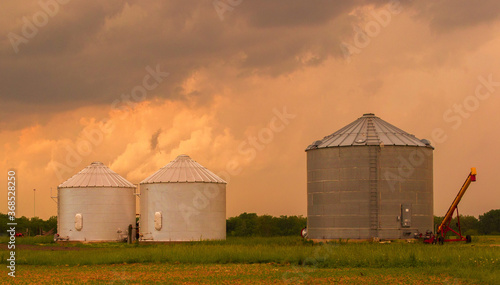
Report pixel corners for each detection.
[237,1,357,27]
[1,0,500,129]
[0,0,369,115]
[150,128,161,152]
[412,0,500,32]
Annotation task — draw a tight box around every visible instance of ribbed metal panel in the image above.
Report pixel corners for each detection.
[57,187,136,241]
[306,113,431,150]
[139,183,226,242]
[58,162,135,188]
[141,154,226,184]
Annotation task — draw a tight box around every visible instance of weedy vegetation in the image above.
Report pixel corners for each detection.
[1,235,498,284]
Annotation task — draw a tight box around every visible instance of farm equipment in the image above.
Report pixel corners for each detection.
[301,227,308,238]
[422,167,477,244]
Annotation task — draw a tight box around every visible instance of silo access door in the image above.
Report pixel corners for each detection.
[401,204,412,227]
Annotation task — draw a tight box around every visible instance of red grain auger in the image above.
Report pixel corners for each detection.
[422,167,477,244]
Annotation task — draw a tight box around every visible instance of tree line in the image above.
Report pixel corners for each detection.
[0,214,57,236]
[1,209,498,237]
[433,209,500,236]
[226,213,307,237]
[228,210,500,237]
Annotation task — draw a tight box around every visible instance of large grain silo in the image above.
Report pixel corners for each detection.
[57,162,136,242]
[306,113,433,240]
[139,154,226,242]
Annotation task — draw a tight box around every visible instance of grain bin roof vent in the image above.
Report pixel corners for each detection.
[420,139,432,147]
[140,154,226,184]
[306,140,324,150]
[306,113,433,150]
[58,161,135,188]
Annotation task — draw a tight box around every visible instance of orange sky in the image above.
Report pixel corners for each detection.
[1,1,499,219]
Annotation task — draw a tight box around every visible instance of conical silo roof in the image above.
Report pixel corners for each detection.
[58,161,135,188]
[141,154,226,184]
[306,113,433,150]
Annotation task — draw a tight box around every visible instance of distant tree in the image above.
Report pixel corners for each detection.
[16,216,30,235]
[0,214,58,236]
[433,216,443,232]
[256,215,278,237]
[433,215,479,236]
[0,213,10,234]
[29,217,44,235]
[45,216,57,233]
[226,216,237,236]
[479,209,500,235]
[276,215,306,236]
[456,215,480,235]
[227,213,306,237]
[226,212,258,237]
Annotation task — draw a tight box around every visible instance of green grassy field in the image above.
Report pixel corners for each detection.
[1,236,499,284]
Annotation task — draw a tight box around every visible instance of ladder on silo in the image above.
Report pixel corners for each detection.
[367,120,379,238]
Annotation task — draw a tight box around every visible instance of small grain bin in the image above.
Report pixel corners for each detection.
[306,113,434,240]
[139,154,226,242]
[57,162,136,241]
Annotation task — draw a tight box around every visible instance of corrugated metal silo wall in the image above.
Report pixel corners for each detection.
[140,183,226,241]
[139,184,149,236]
[378,146,433,239]
[307,146,433,240]
[58,187,136,241]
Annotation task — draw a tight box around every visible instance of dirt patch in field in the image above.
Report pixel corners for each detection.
[1,263,472,284]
